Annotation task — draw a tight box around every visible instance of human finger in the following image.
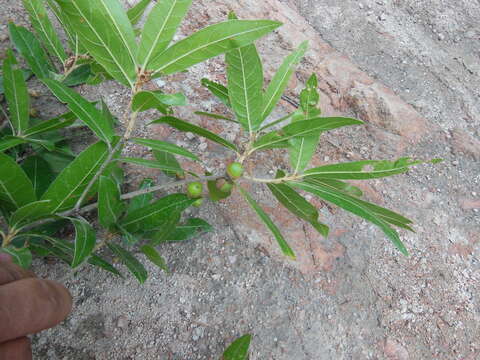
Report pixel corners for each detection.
[0,278,72,343]
[0,337,32,360]
[0,256,35,285]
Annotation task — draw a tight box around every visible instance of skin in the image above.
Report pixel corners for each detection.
[0,253,72,360]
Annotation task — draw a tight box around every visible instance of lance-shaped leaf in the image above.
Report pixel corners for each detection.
[313,178,363,197]
[200,78,231,106]
[140,245,168,272]
[267,178,328,237]
[42,79,115,143]
[303,158,429,180]
[24,112,76,137]
[195,111,237,123]
[223,334,252,360]
[207,178,231,202]
[238,186,295,259]
[252,117,363,152]
[8,23,53,78]
[22,156,55,198]
[290,180,410,255]
[146,211,181,245]
[9,200,53,230]
[1,247,32,269]
[261,41,308,121]
[153,150,184,178]
[166,218,212,242]
[120,193,194,233]
[150,116,237,151]
[22,0,67,63]
[0,153,36,210]
[149,19,281,75]
[304,177,414,231]
[127,0,153,26]
[40,141,112,213]
[132,138,198,161]
[54,0,138,87]
[0,69,32,96]
[127,178,154,214]
[131,90,186,113]
[137,0,192,69]
[2,50,30,135]
[0,137,26,153]
[62,64,92,86]
[289,74,322,172]
[120,157,183,173]
[98,176,124,229]
[66,216,96,268]
[107,243,148,283]
[226,24,263,132]
[45,0,84,53]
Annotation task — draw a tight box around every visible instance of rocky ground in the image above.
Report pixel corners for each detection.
[1,0,479,359]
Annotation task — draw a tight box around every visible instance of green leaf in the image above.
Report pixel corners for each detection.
[62,64,92,86]
[140,245,168,272]
[267,178,328,237]
[305,177,413,231]
[207,178,231,202]
[107,243,148,283]
[150,116,237,151]
[1,247,32,269]
[22,0,67,62]
[200,79,231,107]
[54,0,138,87]
[0,152,36,210]
[149,19,282,75]
[132,138,199,161]
[223,334,252,360]
[0,137,26,153]
[304,158,424,180]
[127,0,153,25]
[238,186,295,259]
[40,141,112,213]
[167,218,212,242]
[120,193,194,233]
[22,156,55,198]
[137,0,192,69]
[131,90,186,113]
[252,117,363,152]
[261,41,308,121]
[146,211,180,245]
[45,0,83,53]
[120,157,183,173]
[289,77,322,172]
[98,176,124,229]
[290,180,410,255]
[67,216,96,268]
[42,79,115,143]
[127,178,154,213]
[40,148,75,175]
[153,150,183,178]
[2,49,30,135]
[8,23,53,78]
[194,111,237,123]
[226,41,263,133]
[88,254,122,277]
[23,112,76,137]
[9,200,53,230]
[312,178,363,197]
[0,69,32,95]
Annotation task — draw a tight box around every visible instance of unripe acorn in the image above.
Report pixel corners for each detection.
[226,162,244,179]
[192,198,203,207]
[187,182,203,198]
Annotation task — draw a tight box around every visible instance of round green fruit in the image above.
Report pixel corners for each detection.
[192,198,204,207]
[187,182,203,198]
[226,162,244,179]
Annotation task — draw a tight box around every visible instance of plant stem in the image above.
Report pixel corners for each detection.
[242,174,302,184]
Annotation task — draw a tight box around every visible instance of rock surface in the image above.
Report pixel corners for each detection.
[1,0,479,359]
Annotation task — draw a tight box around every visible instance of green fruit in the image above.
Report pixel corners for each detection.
[192,198,203,207]
[227,162,244,179]
[220,182,233,193]
[187,182,203,198]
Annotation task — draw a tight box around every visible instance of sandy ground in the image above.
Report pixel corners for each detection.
[1,0,479,359]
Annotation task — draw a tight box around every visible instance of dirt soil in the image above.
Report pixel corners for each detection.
[1,0,479,359]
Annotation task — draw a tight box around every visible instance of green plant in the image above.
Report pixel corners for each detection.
[0,0,439,283]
